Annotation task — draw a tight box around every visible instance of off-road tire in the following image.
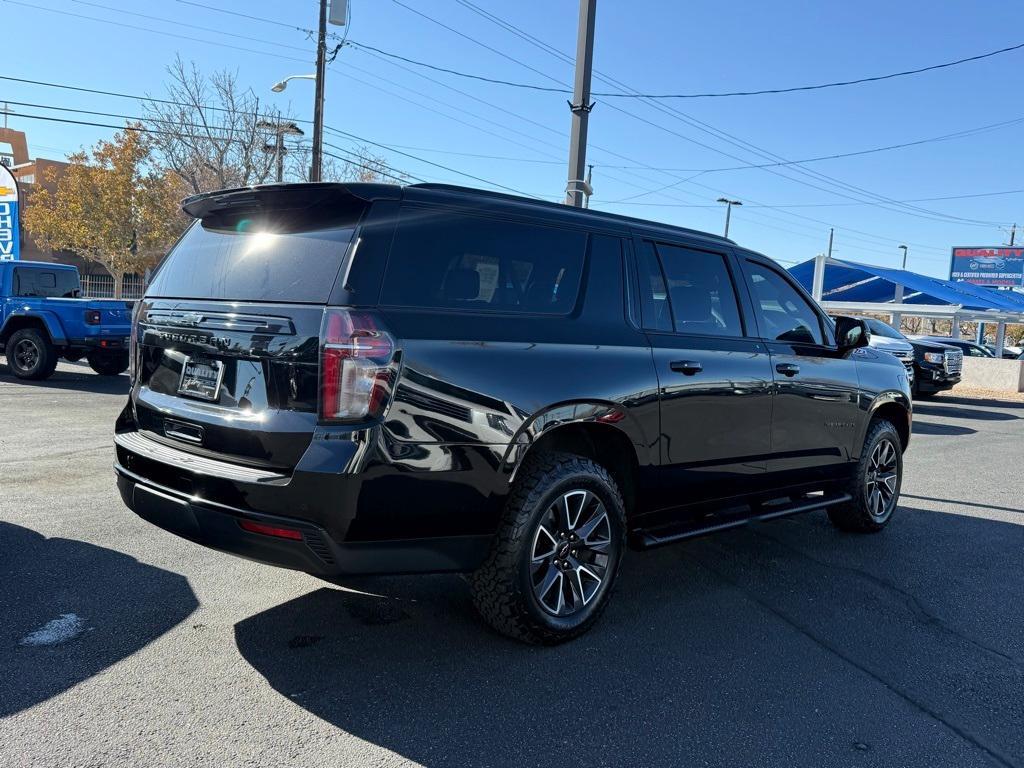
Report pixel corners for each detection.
[470,452,626,645]
[7,328,58,380]
[828,418,903,533]
[87,350,130,376]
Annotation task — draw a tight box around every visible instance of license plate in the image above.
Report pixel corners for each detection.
[177,357,224,402]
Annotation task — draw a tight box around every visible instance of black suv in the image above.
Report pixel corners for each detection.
[904,336,963,398]
[115,183,912,643]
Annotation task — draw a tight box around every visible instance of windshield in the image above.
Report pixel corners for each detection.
[862,318,906,340]
[147,217,355,304]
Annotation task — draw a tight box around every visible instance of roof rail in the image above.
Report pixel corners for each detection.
[407,183,734,245]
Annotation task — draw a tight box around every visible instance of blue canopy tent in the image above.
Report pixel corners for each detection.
[788,256,1024,348]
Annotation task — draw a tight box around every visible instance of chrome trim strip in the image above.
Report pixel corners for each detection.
[114,431,287,483]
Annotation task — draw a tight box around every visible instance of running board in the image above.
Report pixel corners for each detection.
[631,492,852,550]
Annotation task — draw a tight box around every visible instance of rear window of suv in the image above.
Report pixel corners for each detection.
[147,211,356,303]
[381,211,586,314]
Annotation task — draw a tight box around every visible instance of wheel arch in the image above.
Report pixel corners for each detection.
[864,392,911,451]
[503,401,651,518]
[0,312,65,347]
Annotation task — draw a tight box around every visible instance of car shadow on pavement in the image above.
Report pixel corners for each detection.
[910,420,976,436]
[0,360,128,395]
[913,403,1018,422]
[935,395,1024,411]
[0,522,198,718]
[235,508,1024,767]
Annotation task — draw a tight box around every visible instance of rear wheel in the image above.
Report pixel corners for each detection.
[470,452,626,644]
[6,328,58,380]
[87,350,129,376]
[828,419,903,533]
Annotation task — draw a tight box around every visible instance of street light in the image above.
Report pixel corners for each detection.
[717,197,742,238]
[271,74,316,93]
[898,244,908,269]
[270,72,323,182]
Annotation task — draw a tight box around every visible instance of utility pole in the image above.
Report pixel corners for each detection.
[564,0,597,207]
[258,120,305,183]
[310,0,328,183]
[826,227,834,259]
[1008,223,1017,246]
[717,198,742,238]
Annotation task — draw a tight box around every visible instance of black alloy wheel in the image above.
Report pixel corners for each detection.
[530,489,615,617]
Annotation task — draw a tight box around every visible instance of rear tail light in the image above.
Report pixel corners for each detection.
[319,308,398,423]
[84,309,102,325]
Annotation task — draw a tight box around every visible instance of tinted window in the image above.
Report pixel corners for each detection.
[381,212,586,314]
[148,214,356,303]
[14,268,80,298]
[746,261,824,344]
[863,318,904,339]
[636,241,672,331]
[656,244,742,336]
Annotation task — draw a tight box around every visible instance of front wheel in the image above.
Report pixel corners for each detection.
[828,419,903,533]
[87,350,129,376]
[470,452,626,644]
[6,328,58,380]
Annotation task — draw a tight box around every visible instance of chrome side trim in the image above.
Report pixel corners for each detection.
[114,431,288,484]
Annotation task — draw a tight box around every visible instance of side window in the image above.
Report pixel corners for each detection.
[636,241,672,332]
[381,212,586,314]
[656,243,743,337]
[13,269,77,298]
[745,261,824,345]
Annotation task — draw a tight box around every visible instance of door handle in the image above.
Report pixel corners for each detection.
[670,360,703,375]
[776,362,800,377]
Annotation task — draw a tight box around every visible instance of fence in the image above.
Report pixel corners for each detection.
[80,274,146,300]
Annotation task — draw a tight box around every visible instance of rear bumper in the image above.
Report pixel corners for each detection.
[68,335,130,350]
[116,463,492,576]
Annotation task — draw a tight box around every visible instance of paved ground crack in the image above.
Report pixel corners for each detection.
[687,549,1020,768]
[754,526,1019,667]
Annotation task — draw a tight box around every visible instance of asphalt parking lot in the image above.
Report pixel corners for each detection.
[2,361,1023,768]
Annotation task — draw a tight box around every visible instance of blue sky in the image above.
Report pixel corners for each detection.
[4,0,1024,277]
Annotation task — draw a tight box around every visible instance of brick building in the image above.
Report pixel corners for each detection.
[1,126,118,282]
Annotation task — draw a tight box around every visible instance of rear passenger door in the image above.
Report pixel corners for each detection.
[635,238,774,504]
[738,256,862,483]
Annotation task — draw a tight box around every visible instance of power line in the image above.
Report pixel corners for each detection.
[602,188,1024,208]
[173,0,316,34]
[68,0,312,53]
[365,13,1024,100]
[3,0,310,64]
[444,1,1013,230]
[0,74,314,124]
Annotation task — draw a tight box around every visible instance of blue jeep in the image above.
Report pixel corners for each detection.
[0,260,133,380]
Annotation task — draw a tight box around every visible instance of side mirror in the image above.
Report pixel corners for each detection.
[834,316,870,351]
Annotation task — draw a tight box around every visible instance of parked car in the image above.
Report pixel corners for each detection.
[986,344,1021,359]
[903,336,964,398]
[912,337,995,358]
[0,261,133,380]
[844,316,915,387]
[115,182,912,644]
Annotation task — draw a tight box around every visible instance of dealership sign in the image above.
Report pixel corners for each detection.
[949,247,1024,287]
[0,163,20,261]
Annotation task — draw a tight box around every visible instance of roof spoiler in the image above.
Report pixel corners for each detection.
[181,182,402,219]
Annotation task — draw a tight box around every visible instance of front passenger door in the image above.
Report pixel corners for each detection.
[740,257,862,484]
